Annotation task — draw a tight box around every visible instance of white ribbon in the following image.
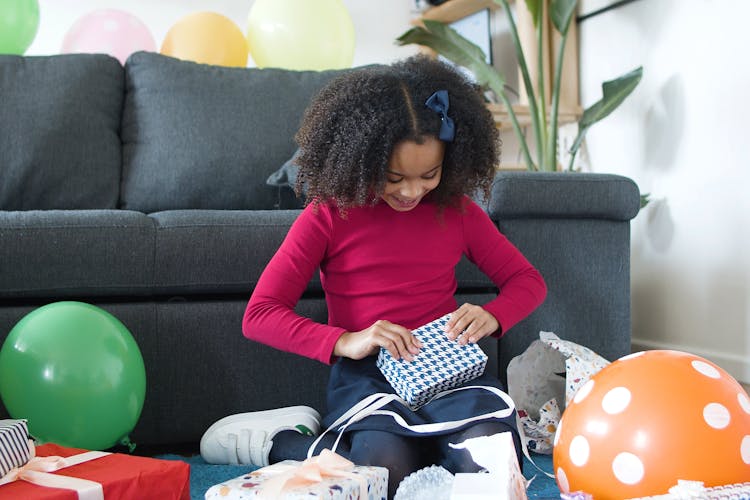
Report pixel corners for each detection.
[306,384,554,479]
[307,385,515,458]
[0,451,110,500]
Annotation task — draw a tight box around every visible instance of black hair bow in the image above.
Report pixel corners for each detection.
[425,90,455,142]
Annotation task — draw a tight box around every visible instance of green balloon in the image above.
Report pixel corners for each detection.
[0,0,40,55]
[0,302,146,450]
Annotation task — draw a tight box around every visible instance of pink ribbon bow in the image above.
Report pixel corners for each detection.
[256,448,369,499]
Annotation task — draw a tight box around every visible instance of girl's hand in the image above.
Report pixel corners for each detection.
[334,320,422,361]
[444,303,500,345]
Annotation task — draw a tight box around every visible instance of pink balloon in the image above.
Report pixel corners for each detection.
[61,9,156,64]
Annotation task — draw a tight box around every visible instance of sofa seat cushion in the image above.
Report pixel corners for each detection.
[0,211,154,298]
[0,54,123,210]
[149,209,322,295]
[121,52,347,212]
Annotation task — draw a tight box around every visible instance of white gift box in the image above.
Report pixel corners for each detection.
[377,314,488,409]
[204,450,388,500]
[0,419,34,479]
[449,432,527,500]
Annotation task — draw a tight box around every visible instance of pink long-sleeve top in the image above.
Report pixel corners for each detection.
[243,196,546,365]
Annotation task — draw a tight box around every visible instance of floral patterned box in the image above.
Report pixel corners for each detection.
[204,458,388,500]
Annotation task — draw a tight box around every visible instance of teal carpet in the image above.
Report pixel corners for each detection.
[157,452,560,499]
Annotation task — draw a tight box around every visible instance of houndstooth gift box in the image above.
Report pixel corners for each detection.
[0,419,33,479]
[377,314,488,409]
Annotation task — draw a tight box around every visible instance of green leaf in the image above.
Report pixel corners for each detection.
[580,66,643,128]
[570,66,643,153]
[422,20,489,63]
[524,0,542,28]
[640,193,651,209]
[396,21,507,97]
[550,0,577,36]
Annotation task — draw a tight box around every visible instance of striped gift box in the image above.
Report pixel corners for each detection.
[0,419,33,479]
[377,314,488,409]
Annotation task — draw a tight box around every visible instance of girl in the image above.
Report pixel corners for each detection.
[201,55,546,497]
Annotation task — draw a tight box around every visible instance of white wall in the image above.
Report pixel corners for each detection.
[579,0,750,382]
[26,0,420,66]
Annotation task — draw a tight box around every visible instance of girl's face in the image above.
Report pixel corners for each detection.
[381,136,444,212]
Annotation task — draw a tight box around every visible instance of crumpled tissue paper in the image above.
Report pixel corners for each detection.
[506,332,610,453]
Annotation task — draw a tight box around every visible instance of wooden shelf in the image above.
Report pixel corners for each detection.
[416,0,500,24]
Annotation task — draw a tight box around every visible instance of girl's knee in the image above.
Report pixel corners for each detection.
[349,430,421,465]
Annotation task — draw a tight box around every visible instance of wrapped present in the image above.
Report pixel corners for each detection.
[205,448,388,499]
[377,314,488,409]
[1,419,34,479]
[449,432,527,500]
[0,443,190,499]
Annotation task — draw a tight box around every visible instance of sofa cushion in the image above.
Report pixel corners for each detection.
[0,210,154,298]
[149,209,322,295]
[489,172,641,221]
[121,52,347,212]
[0,54,124,210]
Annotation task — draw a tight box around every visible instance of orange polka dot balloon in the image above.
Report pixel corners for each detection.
[553,350,750,498]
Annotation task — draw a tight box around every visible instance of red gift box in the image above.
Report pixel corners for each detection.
[0,443,190,499]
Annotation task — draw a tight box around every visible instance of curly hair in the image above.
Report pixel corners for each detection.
[294,55,500,209]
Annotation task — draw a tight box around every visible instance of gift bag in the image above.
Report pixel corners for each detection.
[449,432,527,500]
[0,419,34,479]
[506,332,610,453]
[376,314,488,409]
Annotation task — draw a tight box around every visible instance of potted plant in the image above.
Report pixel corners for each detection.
[397,0,643,176]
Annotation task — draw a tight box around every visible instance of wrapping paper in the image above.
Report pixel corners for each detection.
[0,419,33,479]
[377,314,488,409]
[205,451,388,499]
[507,332,609,453]
[0,443,190,499]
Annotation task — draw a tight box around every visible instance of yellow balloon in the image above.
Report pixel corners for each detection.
[246,0,355,70]
[161,11,248,67]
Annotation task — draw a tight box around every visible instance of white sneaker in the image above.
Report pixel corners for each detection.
[200,406,321,466]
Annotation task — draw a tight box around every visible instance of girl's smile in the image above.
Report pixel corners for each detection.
[382,136,445,212]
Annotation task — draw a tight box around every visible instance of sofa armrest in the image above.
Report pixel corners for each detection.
[487,172,641,221]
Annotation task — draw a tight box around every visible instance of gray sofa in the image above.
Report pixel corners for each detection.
[0,51,641,450]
